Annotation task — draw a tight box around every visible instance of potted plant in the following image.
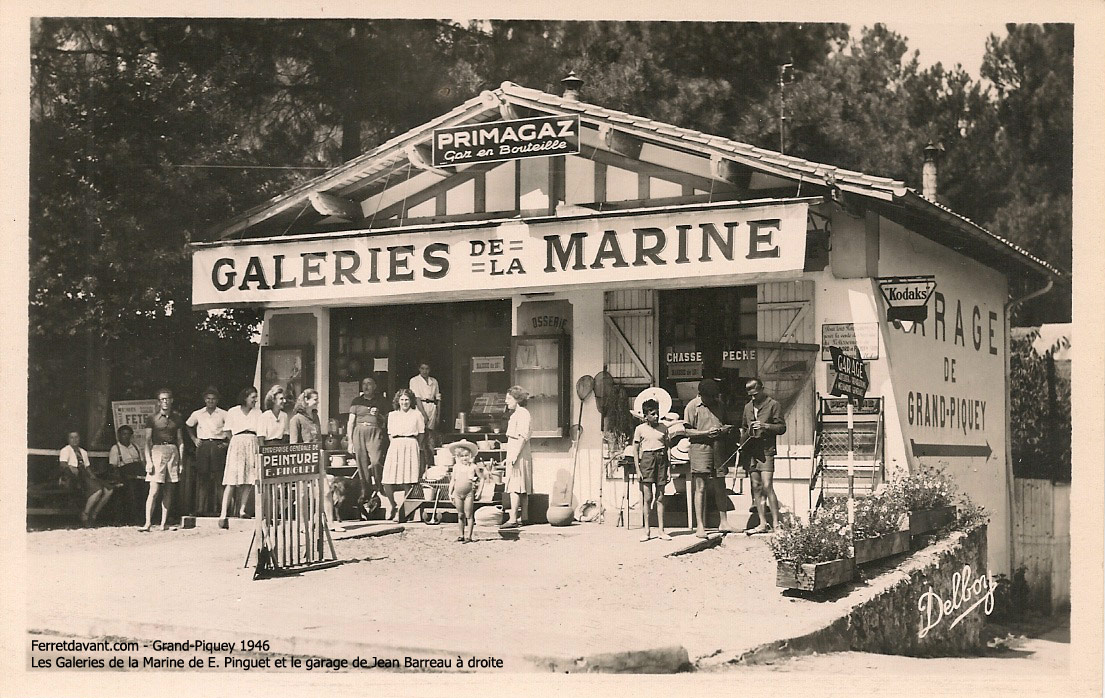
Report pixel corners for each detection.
[847,495,910,564]
[886,469,958,538]
[770,508,855,591]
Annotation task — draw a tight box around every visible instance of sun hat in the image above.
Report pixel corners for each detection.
[669,439,691,464]
[447,440,479,458]
[632,386,672,419]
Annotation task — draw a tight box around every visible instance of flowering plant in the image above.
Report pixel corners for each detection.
[769,507,851,564]
[885,467,958,511]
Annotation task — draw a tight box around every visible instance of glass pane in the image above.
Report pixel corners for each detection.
[513,337,562,435]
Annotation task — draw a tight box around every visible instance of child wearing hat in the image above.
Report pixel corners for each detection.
[633,399,671,542]
[447,440,483,543]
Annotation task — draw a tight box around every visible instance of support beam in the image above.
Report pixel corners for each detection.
[404,143,452,177]
[597,124,644,159]
[307,192,363,221]
[481,90,519,121]
[711,154,754,190]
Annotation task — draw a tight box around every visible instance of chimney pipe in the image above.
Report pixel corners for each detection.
[561,71,583,100]
[922,141,941,201]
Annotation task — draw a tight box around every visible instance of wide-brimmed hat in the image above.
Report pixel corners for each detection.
[447,440,479,458]
[669,439,691,464]
[632,386,672,419]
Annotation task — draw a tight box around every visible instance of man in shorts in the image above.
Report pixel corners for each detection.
[739,377,787,534]
[683,378,736,538]
[632,399,671,542]
[141,388,185,531]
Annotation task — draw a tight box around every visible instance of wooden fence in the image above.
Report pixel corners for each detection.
[1012,478,1070,611]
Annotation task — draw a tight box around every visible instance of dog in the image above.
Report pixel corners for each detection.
[328,474,378,522]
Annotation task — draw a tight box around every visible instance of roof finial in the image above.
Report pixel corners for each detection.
[561,71,583,100]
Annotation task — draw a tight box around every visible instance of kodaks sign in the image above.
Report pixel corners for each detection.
[192,202,809,307]
[432,115,580,166]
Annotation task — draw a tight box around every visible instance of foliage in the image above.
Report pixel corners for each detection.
[988,566,1032,623]
[774,469,983,564]
[769,507,852,565]
[885,466,959,512]
[1009,331,1071,481]
[28,19,1073,445]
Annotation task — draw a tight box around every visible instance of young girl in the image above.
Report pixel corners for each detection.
[447,440,482,543]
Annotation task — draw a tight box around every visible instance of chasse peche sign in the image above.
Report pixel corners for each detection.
[192,202,810,307]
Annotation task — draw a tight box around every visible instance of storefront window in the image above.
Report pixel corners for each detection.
[659,286,758,411]
[330,301,511,434]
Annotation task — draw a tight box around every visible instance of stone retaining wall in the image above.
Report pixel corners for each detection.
[741,525,990,661]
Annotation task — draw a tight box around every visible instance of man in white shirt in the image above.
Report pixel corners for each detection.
[409,361,442,467]
[186,387,228,516]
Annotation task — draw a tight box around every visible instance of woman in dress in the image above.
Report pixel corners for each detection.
[502,385,533,528]
[219,386,263,529]
[380,388,425,521]
[260,384,289,445]
[347,376,387,517]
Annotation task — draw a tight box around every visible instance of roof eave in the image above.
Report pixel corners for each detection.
[895,190,1068,282]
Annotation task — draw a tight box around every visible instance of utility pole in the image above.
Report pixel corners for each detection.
[778,62,794,154]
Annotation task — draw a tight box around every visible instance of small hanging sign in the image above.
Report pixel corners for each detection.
[878,275,937,323]
[828,346,869,402]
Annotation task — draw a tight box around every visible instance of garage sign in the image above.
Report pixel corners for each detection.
[829,345,869,401]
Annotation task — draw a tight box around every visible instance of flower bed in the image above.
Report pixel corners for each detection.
[771,469,984,591]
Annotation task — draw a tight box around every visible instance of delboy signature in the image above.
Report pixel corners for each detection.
[917,564,996,639]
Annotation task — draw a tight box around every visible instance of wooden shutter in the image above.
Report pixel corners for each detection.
[603,290,656,386]
[756,281,817,450]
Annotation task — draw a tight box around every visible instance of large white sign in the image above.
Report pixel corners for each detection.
[192,202,809,307]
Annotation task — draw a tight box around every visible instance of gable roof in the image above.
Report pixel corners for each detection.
[207,81,1066,283]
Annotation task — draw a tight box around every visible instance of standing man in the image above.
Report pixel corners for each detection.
[740,377,787,534]
[409,361,442,470]
[186,387,228,516]
[683,378,736,538]
[141,388,185,531]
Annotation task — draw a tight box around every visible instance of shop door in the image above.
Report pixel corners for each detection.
[604,290,656,387]
[756,281,818,451]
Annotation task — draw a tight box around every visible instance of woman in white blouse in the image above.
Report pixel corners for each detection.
[502,385,533,528]
[218,386,264,529]
[260,384,289,445]
[380,388,425,520]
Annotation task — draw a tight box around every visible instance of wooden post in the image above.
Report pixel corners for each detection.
[846,399,855,559]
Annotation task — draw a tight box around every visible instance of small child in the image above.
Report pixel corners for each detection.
[447,440,482,543]
[633,399,671,542]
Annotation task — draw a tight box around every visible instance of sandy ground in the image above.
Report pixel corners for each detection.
[25,518,875,665]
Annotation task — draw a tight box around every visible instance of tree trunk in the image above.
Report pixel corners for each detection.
[85,332,112,449]
[341,109,361,163]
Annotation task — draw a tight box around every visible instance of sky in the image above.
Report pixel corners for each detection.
[856,22,1009,78]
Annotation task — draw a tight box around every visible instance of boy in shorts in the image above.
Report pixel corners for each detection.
[447,440,483,543]
[633,399,671,542]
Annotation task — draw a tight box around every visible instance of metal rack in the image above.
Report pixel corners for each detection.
[809,396,884,511]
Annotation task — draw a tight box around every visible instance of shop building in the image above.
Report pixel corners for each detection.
[193,78,1063,573]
